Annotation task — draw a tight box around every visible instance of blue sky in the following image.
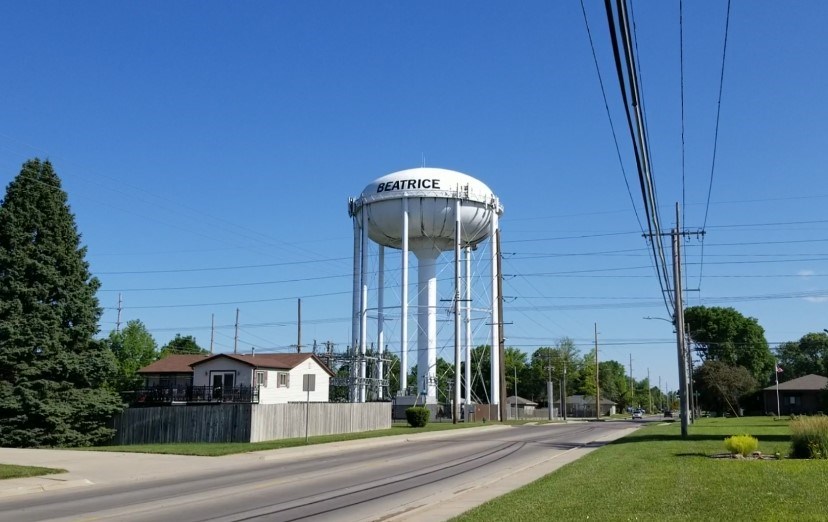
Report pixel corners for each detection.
[2,1,827,392]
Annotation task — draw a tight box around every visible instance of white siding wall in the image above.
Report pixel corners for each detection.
[284,361,331,402]
[190,357,330,404]
[192,359,254,387]
[257,369,282,404]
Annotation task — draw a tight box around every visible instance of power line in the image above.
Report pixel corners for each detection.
[103,290,350,310]
[604,0,673,316]
[579,0,645,234]
[97,257,351,275]
[698,0,734,292]
[679,0,687,224]
[701,0,733,231]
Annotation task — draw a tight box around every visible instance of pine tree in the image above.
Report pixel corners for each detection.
[0,159,123,447]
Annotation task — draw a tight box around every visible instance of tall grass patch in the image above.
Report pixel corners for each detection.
[790,415,828,459]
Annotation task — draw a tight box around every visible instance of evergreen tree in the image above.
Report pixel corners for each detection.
[0,159,123,447]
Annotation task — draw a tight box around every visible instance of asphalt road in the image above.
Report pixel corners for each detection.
[0,421,640,522]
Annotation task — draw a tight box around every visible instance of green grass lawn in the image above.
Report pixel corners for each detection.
[84,420,501,456]
[0,464,65,480]
[455,417,827,521]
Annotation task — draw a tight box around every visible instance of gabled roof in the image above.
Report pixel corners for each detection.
[190,353,336,377]
[763,374,828,392]
[566,394,617,406]
[506,395,538,406]
[137,354,209,374]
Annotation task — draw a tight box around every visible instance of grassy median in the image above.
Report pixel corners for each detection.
[455,417,827,521]
[0,464,65,480]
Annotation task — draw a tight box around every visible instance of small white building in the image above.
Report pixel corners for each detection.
[191,353,334,404]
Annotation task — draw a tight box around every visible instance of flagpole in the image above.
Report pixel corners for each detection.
[775,362,781,418]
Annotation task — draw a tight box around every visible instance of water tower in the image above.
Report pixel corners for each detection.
[348,167,504,408]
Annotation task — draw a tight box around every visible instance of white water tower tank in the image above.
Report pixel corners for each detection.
[349,167,503,405]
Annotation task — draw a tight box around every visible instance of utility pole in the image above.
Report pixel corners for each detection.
[297,298,302,353]
[210,313,215,354]
[647,368,652,413]
[673,203,689,437]
[234,308,239,355]
[116,293,123,333]
[595,323,600,420]
[641,202,702,433]
[629,354,634,409]
[659,375,662,410]
[686,322,695,424]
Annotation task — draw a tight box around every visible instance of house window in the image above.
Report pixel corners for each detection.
[255,370,268,388]
[277,372,290,388]
[211,372,235,389]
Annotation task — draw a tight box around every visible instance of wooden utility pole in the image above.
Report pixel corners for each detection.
[234,308,239,354]
[297,298,302,353]
[674,203,689,437]
[210,313,215,354]
[116,293,123,333]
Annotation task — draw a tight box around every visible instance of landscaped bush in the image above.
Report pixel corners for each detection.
[724,434,758,457]
[405,407,430,427]
[790,415,828,459]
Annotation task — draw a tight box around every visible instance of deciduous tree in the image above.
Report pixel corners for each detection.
[685,306,774,384]
[105,320,158,392]
[694,360,758,416]
[159,334,208,357]
[776,332,828,379]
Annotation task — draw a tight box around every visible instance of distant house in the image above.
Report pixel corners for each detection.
[133,353,334,405]
[566,395,617,417]
[191,353,334,404]
[762,374,828,415]
[506,396,538,419]
[137,354,209,389]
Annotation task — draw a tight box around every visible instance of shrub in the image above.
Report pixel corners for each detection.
[724,434,759,457]
[405,407,430,428]
[790,415,828,459]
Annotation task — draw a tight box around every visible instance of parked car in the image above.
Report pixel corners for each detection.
[663,410,673,418]
[632,410,643,420]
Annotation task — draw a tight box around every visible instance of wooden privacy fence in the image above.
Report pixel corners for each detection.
[112,402,391,445]
[112,403,252,445]
[250,402,391,442]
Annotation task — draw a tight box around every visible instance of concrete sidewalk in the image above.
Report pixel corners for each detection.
[0,424,513,499]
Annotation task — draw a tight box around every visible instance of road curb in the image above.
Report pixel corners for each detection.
[0,478,93,498]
